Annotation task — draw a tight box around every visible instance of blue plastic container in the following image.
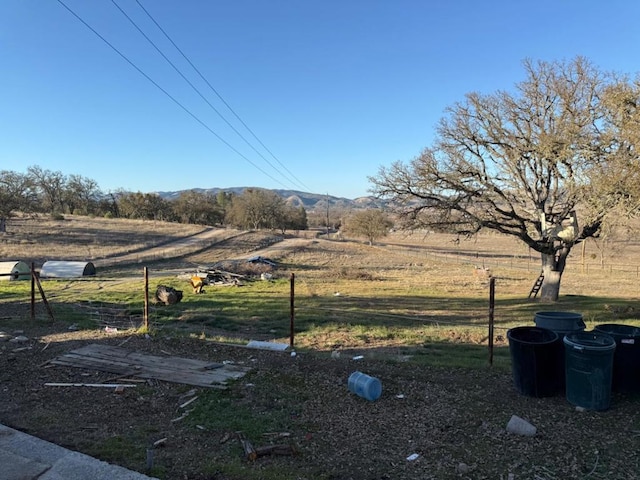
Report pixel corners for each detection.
[348,371,382,401]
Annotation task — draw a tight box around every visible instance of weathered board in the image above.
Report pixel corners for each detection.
[50,343,251,388]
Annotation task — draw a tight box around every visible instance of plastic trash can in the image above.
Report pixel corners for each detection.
[563,331,616,411]
[594,324,640,394]
[534,311,586,388]
[507,326,561,397]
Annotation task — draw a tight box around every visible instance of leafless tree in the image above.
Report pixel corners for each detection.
[370,57,640,301]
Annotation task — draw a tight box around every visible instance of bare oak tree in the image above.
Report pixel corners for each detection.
[370,57,640,301]
[344,209,392,245]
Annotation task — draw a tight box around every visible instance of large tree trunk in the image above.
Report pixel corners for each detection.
[539,246,570,302]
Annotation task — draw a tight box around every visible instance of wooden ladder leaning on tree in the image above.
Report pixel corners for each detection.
[528,271,544,299]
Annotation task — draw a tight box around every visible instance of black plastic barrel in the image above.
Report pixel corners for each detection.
[534,311,586,389]
[507,326,561,397]
[593,324,640,394]
[563,331,616,411]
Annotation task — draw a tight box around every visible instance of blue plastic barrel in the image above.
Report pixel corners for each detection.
[348,371,382,401]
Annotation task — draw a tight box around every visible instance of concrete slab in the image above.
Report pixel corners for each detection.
[0,424,158,480]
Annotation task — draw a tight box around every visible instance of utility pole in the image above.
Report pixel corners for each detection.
[326,192,330,238]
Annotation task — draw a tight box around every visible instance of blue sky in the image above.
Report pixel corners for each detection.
[2,1,639,199]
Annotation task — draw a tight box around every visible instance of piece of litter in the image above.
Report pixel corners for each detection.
[223,360,234,365]
[334,292,341,296]
[396,394,405,399]
[575,406,586,412]
[331,350,341,359]
[352,355,364,360]
[104,327,118,333]
[291,351,297,357]
[406,453,420,461]
[245,383,255,387]
[246,340,289,351]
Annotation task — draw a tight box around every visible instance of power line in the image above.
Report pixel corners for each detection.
[134,0,311,192]
[55,0,291,189]
[111,0,306,191]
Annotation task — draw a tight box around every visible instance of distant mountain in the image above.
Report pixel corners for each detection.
[155,187,384,211]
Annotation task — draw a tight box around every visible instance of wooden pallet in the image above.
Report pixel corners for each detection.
[51,343,251,388]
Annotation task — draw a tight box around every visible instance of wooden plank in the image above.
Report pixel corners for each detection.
[50,343,251,388]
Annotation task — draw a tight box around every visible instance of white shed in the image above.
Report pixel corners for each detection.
[0,261,31,281]
[40,261,96,278]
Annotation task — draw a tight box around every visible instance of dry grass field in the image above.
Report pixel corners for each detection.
[1,214,640,480]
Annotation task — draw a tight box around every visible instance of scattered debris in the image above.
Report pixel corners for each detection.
[171,412,190,423]
[237,432,257,461]
[247,256,277,266]
[246,340,289,351]
[506,415,536,436]
[153,438,167,448]
[406,453,420,461]
[352,355,364,360]
[67,324,79,331]
[179,396,199,409]
[104,326,118,334]
[236,431,296,461]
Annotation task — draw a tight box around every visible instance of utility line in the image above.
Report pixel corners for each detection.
[112,0,305,191]
[134,0,310,192]
[56,0,290,189]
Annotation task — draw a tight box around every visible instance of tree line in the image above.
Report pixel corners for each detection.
[0,166,395,242]
[0,166,309,233]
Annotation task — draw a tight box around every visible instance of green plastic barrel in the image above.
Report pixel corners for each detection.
[594,324,640,394]
[563,331,616,411]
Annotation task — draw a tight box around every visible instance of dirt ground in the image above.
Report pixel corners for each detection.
[1,315,639,480]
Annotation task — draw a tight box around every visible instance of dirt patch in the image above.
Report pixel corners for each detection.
[1,321,639,480]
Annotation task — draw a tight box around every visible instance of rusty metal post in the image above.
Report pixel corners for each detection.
[144,267,149,331]
[289,273,295,348]
[31,262,35,321]
[488,277,496,366]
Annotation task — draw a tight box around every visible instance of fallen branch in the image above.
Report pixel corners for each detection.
[179,396,199,409]
[255,444,297,457]
[237,432,257,461]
